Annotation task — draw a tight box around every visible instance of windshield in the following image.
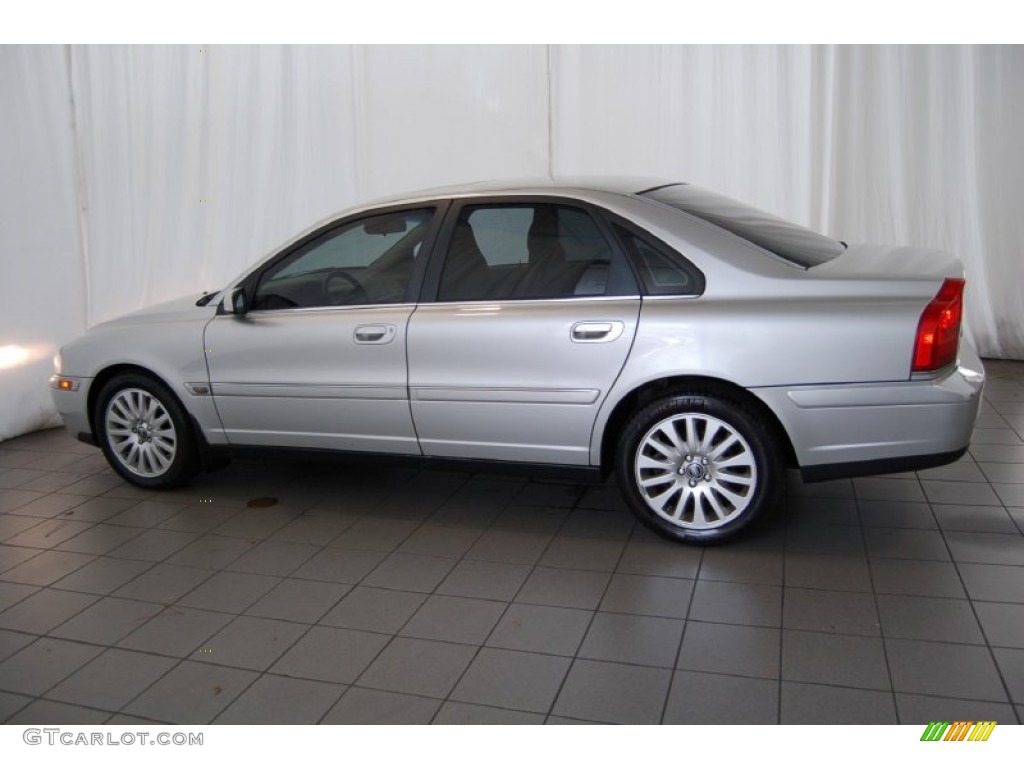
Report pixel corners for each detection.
[643,184,845,268]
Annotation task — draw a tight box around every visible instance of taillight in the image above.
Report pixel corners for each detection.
[912,278,964,373]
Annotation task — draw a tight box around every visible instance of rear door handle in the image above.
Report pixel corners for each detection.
[571,321,624,343]
[354,324,397,344]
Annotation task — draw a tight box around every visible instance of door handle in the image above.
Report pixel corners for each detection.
[571,321,624,343]
[354,324,397,344]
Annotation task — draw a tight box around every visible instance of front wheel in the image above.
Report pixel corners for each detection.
[94,373,199,488]
[616,392,782,544]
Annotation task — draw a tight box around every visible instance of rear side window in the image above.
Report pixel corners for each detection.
[615,226,704,296]
[645,184,845,268]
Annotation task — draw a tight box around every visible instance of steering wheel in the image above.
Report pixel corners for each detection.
[323,269,368,305]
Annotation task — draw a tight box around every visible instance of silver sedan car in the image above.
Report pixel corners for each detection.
[49,179,985,543]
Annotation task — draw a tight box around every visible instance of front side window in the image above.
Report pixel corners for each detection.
[437,203,635,301]
[253,208,433,309]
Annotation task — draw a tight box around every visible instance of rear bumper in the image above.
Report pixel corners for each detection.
[752,345,985,481]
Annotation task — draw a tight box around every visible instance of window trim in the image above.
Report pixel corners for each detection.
[418,195,640,304]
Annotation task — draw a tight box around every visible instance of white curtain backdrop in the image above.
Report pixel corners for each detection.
[1,44,1022,441]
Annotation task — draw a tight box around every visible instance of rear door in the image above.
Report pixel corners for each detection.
[407,198,641,466]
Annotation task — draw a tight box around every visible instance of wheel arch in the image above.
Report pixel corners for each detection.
[598,375,798,475]
[87,363,191,442]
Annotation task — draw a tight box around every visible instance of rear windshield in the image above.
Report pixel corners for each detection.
[643,184,845,268]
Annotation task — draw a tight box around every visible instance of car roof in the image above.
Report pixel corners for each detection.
[363,177,684,206]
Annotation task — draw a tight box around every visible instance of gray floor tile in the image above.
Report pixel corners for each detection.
[213,673,345,724]
[784,495,860,525]
[886,638,1007,701]
[330,517,419,551]
[113,562,214,603]
[993,484,1024,507]
[117,605,234,657]
[994,647,1024,704]
[47,648,177,711]
[895,693,1019,725]
[945,531,1024,566]
[268,514,358,546]
[664,670,779,724]
[781,681,897,724]
[857,500,936,529]
[54,524,144,555]
[0,588,98,634]
[980,463,1024,484]
[0,490,47,514]
[0,517,46,544]
[451,647,570,713]
[552,659,671,724]
[51,557,153,595]
[359,552,456,593]
[320,586,426,633]
[921,480,1002,506]
[176,571,281,613]
[677,621,780,678]
[399,594,506,645]
[321,687,441,724]
[599,573,694,618]
[4,494,92,519]
[0,627,36,663]
[688,580,781,627]
[958,563,1024,603]
[864,528,950,561]
[877,595,985,644]
[433,701,544,724]
[50,596,164,645]
[158,504,243,533]
[514,481,583,508]
[869,558,966,598]
[123,660,257,724]
[395,524,482,559]
[1,550,96,586]
[210,509,296,540]
[189,615,307,671]
[932,504,1020,534]
[538,536,624,572]
[0,580,38,612]
[783,587,880,637]
[435,559,532,601]
[490,506,569,535]
[245,578,350,623]
[975,601,1024,648]
[559,507,634,540]
[698,548,783,585]
[6,699,112,724]
[486,603,592,656]
[784,553,872,592]
[0,637,104,695]
[271,626,388,684]
[224,540,320,576]
[106,529,199,562]
[291,547,386,584]
[616,540,701,579]
[357,637,475,698]
[782,630,890,690]
[578,612,683,667]
[0,690,32,721]
[4,518,94,549]
[464,530,553,565]
[167,535,254,569]
[515,566,610,610]
[785,522,866,556]
[854,478,926,502]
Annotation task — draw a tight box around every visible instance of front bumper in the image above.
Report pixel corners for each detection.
[49,374,94,445]
[752,344,985,482]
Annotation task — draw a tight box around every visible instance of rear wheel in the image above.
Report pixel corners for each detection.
[94,373,199,488]
[616,392,782,544]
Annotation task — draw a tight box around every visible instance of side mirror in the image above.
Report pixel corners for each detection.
[229,286,250,315]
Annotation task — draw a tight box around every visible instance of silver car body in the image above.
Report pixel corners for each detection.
[50,179,985,490]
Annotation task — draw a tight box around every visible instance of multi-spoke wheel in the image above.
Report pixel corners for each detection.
[94,373,198,488]
[617,392,782,543]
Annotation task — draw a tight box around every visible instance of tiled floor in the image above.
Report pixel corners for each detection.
[1,360,1023,725]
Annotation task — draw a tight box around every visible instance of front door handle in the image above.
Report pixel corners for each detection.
[571,321,625,343]
[354,324,397,344]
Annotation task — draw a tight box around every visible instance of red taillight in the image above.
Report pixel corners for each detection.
[912,278,965,373]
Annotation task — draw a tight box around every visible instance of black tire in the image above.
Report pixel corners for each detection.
[93,372,200,489]
[615,391,782,544]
